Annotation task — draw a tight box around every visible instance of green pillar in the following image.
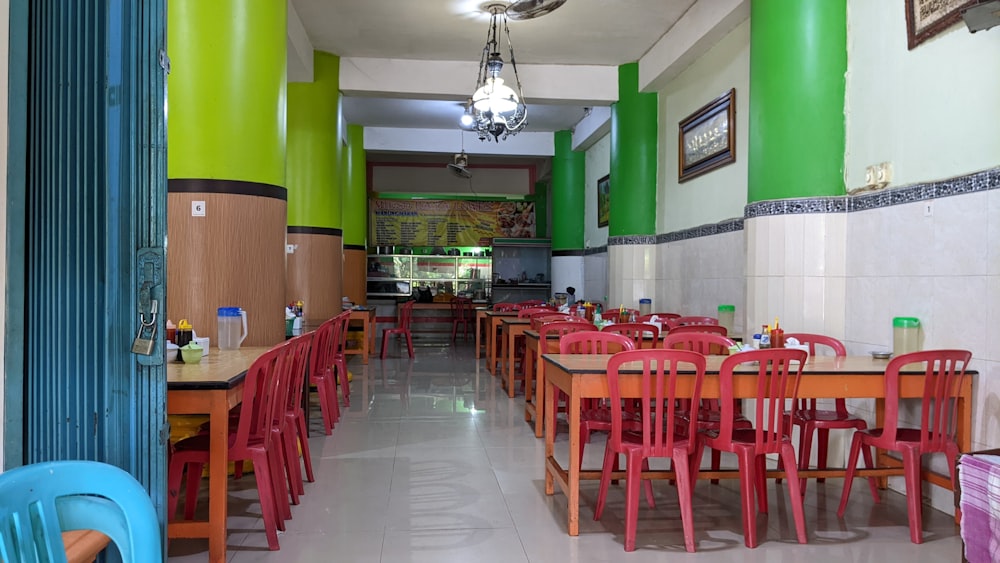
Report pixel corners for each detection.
[168,0,286,186]
[551,130,584,250]
[287,52,341,229]
[343,124,367,247]
[609,63,657,237]
[748,0,846,202]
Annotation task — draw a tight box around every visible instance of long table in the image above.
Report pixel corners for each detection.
[167,347,269,563]
[345,307,376,364]
[500,317,531,397]
[484,310,516,375]
[541,353,975,536]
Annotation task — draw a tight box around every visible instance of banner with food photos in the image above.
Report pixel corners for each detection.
[371,199,535,247]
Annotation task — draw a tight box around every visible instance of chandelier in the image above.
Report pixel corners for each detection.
[460,3,528,142]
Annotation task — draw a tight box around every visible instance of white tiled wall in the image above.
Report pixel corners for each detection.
[742,190,1000,511]
[608,244,657,310]
[583,252,608,305]
[653,230,747,335]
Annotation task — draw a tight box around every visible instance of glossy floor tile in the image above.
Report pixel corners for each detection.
[167,338,962,562]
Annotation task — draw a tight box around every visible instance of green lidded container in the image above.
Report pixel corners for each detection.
[717,304,735,337]
[892,317,921,357]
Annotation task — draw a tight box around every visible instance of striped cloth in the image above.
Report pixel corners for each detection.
[959,454,1000,563]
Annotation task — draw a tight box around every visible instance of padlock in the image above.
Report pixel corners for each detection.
[132,324,155,355]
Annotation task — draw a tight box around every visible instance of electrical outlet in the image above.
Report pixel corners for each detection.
[924,200,933,217]
[865,165,876,186]
[876,162,893,184]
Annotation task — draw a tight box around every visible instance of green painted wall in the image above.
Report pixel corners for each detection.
[343,124,367,246]
[287,52,341,228]
[551,130,584,250]
[532,182,548,239]
[167,0,287,186]
[748,0,846,202]
[610,63,657,236]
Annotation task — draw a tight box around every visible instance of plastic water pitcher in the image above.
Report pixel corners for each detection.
[892,317,921,357]
[218,307,248,350]
[718,304,735,337]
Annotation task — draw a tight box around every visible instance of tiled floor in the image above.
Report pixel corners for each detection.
[167,338,962,562]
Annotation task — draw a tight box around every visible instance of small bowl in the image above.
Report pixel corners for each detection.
[181,344,204,364]
[871,351,893,360]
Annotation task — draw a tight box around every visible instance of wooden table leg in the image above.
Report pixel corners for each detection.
[505,327,516,398]
[567,383,581,536]
[524,347,535,423]
[545,377,556,496]
[488,318,499,376]
[533,354,545,438]
[475,312,483,360]
[207,393,229,563]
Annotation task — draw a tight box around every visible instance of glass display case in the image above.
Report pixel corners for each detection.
[490,238,551,303]
[367,254,491,299]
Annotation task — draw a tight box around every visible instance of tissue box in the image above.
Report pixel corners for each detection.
[193,336,210,356]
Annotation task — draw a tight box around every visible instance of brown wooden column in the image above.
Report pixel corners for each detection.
[287,227,343,323]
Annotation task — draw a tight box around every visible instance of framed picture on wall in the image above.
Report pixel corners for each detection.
[678,88,736,183]
[596,174,610,228]
[905,0,975,50]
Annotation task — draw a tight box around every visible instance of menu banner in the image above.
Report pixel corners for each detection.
[371,199,535,246]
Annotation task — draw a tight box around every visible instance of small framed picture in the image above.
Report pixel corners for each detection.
[596,174,610,227]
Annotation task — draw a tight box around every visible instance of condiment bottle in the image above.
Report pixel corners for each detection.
[176,319,193,347]
[759,325,771,349]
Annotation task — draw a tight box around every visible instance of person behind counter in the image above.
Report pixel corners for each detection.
[565,286,576,305]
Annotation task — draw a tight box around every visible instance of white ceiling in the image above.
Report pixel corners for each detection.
[288,0,704,162]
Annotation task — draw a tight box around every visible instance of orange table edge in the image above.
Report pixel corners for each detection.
[167,347,267,563]
[501,318,531,398]
[541,353,975,537]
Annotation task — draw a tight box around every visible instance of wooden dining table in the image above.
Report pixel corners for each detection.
[500,317,532,397]
[484,310,516,375]
[167,346,269,563]
[345,307,376,364]
[541,353,975,536]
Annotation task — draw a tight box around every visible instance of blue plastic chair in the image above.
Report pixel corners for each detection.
[0,460,162,563]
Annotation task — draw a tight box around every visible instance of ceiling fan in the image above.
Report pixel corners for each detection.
[448,151,472,179]
[505,0,567,20]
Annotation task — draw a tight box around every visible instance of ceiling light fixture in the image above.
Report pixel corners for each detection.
[466,3,527,142]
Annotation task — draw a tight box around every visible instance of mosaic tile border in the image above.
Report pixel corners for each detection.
[745,167,999,217]
[607,235,656,247]
[584,245,608,255]
[606,167,999,245]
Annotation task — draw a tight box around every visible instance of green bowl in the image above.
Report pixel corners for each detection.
[181,346,203,364]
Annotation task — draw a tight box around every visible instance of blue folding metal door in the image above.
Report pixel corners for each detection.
[4,0,169,526]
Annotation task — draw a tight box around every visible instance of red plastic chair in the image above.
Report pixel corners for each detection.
[168,345,289,550]
[836,349,972,544]
[637,312,680,322]
[530,313,587,330]
[280,333,316,504]
[331,310,352,406]
[517,306,556,318]
[450,297,474,341]
[666,324,728,337]
[516,299,548,308]
[663,332,743,483]
[674,315,718,325]
[692,348,809,548]
[492,302,518,312]
[309,317,340,435]
[380,301,415,358]
[777,333,868,494]
[559,332,637,471]
[593,349,707,552]
[602,322,659,349]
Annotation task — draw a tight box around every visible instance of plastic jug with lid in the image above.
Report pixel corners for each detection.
[717,304,735,337]
[218,307,248,350]
[892,317,921,357]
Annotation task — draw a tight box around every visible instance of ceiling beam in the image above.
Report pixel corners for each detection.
[639,0,749,93]
[340,57,618,105]
[364,127,554,158]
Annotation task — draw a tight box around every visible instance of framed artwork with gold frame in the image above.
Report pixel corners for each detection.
[905,0,975,50]
[678,88,735,183]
